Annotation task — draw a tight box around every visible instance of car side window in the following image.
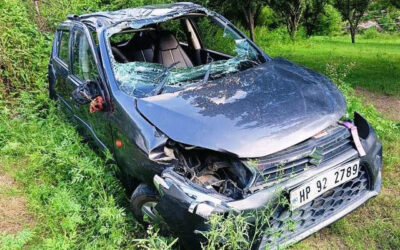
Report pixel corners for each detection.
[71,28,99,82]
[58,31,69,65]
[193,17,238,56]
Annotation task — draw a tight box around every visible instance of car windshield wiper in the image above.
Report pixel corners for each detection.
[241,58,261,66]
[152,61,180,95]
[201,58,214,85]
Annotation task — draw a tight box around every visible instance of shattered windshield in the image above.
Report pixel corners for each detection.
[107,15,263,97]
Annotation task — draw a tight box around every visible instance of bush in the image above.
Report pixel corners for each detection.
[256,6,280,28]
[362,27,380,39]
[0,0,50,97]
[255,25,292,46]
[317,4,343,36]
[378,14,398,32]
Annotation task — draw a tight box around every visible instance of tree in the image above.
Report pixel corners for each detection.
[334,0,371,43]
[241,1,265,41]
[390,0,400,7]
[268,0,306,40]
[317,4,343,36]
[303,0,328,36]
[199,0,268,41]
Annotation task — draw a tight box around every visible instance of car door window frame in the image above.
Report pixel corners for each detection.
[68,22,111,110]
[69,25,100,85]
[54,27,71,69]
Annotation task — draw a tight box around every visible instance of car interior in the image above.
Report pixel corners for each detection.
[110,15,236,68]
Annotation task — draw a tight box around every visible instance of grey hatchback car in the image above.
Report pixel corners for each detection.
[48,2,383,249]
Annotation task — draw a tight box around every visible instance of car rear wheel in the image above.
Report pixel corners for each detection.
[130,183,163,224]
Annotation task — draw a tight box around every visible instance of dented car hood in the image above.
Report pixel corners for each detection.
[136,58,346,158]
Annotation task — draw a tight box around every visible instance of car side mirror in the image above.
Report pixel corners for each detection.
[72,80,100,105]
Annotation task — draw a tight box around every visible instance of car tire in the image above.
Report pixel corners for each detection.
[130,183,161,224]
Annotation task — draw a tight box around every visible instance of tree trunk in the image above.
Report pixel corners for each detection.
[287,16,297,40]
[249,14,255,41]
[349,25,356,43]
[243,6,255,41]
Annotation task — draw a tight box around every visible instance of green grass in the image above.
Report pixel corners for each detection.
[257,34,400,97]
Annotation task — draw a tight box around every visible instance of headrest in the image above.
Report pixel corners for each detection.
[127,31,156,50]
[158,32,180,51]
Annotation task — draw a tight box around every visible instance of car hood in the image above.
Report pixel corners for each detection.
[136,58,346,158]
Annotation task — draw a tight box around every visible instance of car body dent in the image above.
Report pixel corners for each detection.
[137,58,346,158]
[153,113,382,248]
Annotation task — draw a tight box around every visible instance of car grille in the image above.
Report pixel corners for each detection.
[262,165,370,246]
[249,125,355,188]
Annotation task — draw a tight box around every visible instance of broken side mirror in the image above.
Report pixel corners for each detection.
[72,80,101,105]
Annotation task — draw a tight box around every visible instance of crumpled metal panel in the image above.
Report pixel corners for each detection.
[82,3,211,29]
[136,58,347,158]
[112,39,259,98]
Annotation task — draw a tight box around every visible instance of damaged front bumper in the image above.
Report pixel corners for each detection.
[152,114,383,249]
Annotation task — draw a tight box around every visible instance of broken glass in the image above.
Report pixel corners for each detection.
[112,39,260,98]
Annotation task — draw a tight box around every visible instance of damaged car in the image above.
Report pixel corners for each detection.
[48,2,383,249]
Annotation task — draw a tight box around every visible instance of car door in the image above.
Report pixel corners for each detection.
[67,23,113,150]
[51,26,75,112]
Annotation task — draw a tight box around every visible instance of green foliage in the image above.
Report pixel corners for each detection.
[201,212,253,250]
[0,0,50,97]
[201,190,296,249]
[38,0,102,29]
[268,0,306,40]
[303,0,329,36]
[378,14,399,31]
[132,226,178,249]
[334,0,371,43]
[391,0,400,7]
[362,27,380,38]
[316,4,343,36]
[254,25,307,46]
[256,6,279,27]
[0,96,135,248]
[0,230,34,250]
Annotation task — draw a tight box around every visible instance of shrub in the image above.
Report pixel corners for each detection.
[256,6,279,28]
[362,27,380,39]
[0,0,50,97]
[255,25,292,46]
[378,14,398,32]
[317,4,343,36]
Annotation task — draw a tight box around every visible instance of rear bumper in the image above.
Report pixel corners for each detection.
[153,114,383,248]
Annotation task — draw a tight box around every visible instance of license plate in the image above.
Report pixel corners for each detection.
[290,160,360,210]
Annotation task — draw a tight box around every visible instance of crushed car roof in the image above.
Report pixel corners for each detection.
[68,2,210,29]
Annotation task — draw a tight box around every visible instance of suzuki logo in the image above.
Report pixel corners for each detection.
[309,147,324,166]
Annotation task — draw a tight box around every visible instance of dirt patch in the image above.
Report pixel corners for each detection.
[0,171,34,234]
[355,87,400,121]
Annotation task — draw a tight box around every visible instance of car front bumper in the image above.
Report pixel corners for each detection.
[153,114,383,249]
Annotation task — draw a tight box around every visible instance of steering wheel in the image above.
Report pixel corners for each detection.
[111,46,129,63]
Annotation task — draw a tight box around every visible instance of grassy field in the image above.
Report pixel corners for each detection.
[258,34,400,97]
[0,1,399,249]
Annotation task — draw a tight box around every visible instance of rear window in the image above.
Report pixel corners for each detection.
[58,31,69,65]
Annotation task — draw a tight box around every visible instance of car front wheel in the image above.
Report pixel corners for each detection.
[130,183,163,224]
